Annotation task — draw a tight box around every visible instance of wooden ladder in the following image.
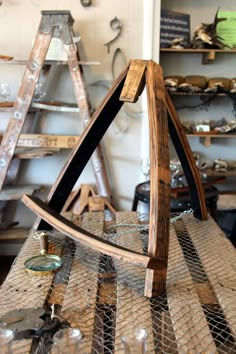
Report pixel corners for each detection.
[0,10,113,230]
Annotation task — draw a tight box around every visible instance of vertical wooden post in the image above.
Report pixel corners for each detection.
[144,61,170,297]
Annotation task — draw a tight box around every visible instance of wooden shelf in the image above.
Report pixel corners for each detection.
[160,48,236,64]
[187,133,236,138]
[14,148,60,159]
[187,133,236,147]
[0,101,80,113]
[0,59,100,66]
[0,227,29,241]
[0,185,41,201]
[205,169,236,177]
[169,92,233,97]
[160,48,236,53]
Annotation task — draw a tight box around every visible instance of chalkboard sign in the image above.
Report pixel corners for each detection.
[160,9,190,48]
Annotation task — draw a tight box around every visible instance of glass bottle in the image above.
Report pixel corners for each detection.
[0,82,11,102]
[53,327,83,354]
[0,328,14,354]
[121,328,148,354]
[140,158,150,191]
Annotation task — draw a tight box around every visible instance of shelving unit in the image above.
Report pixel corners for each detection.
[205,168,236,177]
[160,1,236,195]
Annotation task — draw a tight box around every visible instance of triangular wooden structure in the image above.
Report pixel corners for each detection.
[62,183,116,215]
[22,59,207,297]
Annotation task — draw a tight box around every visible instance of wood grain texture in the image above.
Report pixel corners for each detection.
[22,194,158,269]
[145,61,170,297]
[16,134,80,148]
[0,185,41,201]
[120,59,147,102]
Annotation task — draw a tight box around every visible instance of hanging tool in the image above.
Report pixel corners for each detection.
[104,17,122,53]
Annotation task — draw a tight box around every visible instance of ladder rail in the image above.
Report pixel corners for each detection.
[0,25,54,190]
[63,24,112,200]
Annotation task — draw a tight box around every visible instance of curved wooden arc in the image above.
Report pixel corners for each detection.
[165,90,208,220]
[22,194,162,270]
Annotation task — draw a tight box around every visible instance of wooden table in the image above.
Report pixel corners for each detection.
[0,211,236,353]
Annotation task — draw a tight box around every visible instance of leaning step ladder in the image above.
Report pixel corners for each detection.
[0,10,113,228]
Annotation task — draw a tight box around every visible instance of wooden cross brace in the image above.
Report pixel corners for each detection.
[22,59,207,297]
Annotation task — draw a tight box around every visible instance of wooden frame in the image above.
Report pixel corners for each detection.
[22,59,207,297]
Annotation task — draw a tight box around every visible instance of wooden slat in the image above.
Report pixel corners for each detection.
[22,194,154,268]
[0,227,29,240]
[15,134,80,148]
[60,212,104,352]
[0,185,41,201]
[184,214,236,337]
[14,148,60,159]
[120,59,146,102]
[0,59,100,66]
[0,55,13,60]
[145,60,170,297]
[114,211,155,353]
[167,222,217,353]
[31,101,80,112]
[62,184,95,215]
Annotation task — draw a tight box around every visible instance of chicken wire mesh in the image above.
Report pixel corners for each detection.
[0,210,236,353]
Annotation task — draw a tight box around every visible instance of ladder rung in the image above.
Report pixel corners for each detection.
[14,148,60,159]
[0,227,29,240]
[0,185,41,201]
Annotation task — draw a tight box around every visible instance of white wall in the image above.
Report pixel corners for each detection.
[0,0,162,228]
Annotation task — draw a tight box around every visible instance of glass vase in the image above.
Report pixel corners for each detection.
[121,328,148,354]
[0,328,14,354]
[53,327,83,354]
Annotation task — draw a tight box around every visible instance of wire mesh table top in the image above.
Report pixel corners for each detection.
[0,211,236,353]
